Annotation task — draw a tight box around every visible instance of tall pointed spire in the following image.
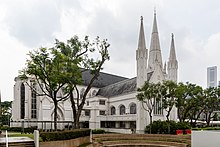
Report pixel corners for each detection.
[167,33,178,82]
[169,33,177,60]
[137,16,146,50]
[148,10,163,71]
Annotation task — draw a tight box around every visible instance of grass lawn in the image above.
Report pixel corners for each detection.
[8,133,43,142]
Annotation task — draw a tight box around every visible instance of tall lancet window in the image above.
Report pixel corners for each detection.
[20,83,25,119]
[31,83,37,119]
[153,99,163,115]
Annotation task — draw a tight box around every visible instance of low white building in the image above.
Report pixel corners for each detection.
[11,12,178,134]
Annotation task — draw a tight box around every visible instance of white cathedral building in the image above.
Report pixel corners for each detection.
[11,12,178,134]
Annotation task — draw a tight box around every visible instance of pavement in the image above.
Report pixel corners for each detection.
[0,137,33,143]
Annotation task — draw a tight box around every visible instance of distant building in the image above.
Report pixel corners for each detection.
[207,66,217,87]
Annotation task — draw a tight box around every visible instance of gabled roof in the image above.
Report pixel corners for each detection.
[82,70,128,88]
[97,77,137,98]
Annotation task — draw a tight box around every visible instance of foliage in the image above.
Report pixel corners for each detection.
[0,101,12,125]
[40,128,90,142]
[92,129,105,134]
[19,35,110,130]
[137,82,163,126]
[161,81,177,121]
[60,36,110,129]
[145,120,190,134]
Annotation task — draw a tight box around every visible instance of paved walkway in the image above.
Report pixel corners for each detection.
[0,136,33,143]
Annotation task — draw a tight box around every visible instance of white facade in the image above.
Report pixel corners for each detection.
[11,12,178,134]
[207,66,217,87]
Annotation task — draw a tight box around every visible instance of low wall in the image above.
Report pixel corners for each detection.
[192,131,220,147]
[40,136,90,147]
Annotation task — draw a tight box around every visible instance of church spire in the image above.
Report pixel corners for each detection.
[169,33,177,60]
[137,16,146,50]
[148,10,163,71]
[167,33,178,82]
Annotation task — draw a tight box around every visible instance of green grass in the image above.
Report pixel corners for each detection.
[8,133,43,142]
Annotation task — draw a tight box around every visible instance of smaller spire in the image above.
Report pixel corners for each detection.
[137,16,146,50]
[152,9,158,33]
[169,33,177,60]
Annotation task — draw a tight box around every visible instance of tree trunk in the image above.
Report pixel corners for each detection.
[54,101,58,131]
[166,110,170,121]
[70,92,77,129]
[149,110,153,134]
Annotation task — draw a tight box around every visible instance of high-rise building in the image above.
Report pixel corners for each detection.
[207,66,217,87]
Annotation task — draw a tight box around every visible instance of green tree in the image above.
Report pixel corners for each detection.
[203,86,220,126]
[175,82,198,122]
[187,85,204,126]
[20,36,110,130]
[0,101,12,125]
[56,36,110,129]
[161,80,177,121]
[20,39,81,130]
[137,82,163,127]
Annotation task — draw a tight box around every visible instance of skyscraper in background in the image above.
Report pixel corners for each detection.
[207,66,217,87]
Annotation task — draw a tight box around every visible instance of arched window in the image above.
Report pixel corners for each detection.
[110,106,116,115]
[80,88,85,99]
[119,105,125,115]
[130,103,136,114]
[31,83,37,119]
[92,90,97,96]
[20,83,25,119]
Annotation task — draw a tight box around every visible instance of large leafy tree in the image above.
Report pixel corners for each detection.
[56,36,110,129]
[137,82,163,126]
[20,46,72,130]
[187,85,204,126]
[20,36,110,130]
[175,82,198,122]
[161,80,178,121]
[203,86,220,126]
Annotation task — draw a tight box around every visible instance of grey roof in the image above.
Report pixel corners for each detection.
[82,70,128,88]
[97,77,137,98]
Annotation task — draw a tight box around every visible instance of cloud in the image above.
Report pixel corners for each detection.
[4,0,61,48]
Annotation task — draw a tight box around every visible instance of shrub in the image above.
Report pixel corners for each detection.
[92,129,105,134]
[145,120,191,134]
[40,128,90,142]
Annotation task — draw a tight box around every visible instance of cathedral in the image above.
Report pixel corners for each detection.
[11,12,178,134]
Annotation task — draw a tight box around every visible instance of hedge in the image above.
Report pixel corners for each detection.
[145,120,191,134]
[40,128,90,142]
[92,129,105,134]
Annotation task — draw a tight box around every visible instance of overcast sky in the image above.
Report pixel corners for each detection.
[1,0,220,101]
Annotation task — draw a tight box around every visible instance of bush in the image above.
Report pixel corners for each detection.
[145,120,191,134]
[40,128,90,142]
[92,129,105,134]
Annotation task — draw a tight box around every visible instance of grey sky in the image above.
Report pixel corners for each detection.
[0,0,220,101]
